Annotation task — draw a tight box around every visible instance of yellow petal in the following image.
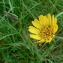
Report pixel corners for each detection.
[32,19,41,29]
[36,39,45,46]
[45,16,49,25]
[52,15,58,33]
[47,14,51,25]
[39,15,43,25]
[52,15,54,25]
[30,34,41,40]
[28,26,39,34]
[52,15,57,26]
[52,15,54,19]
[40,39,45,42]
[53,25,58,33]
[46,35,55,43]
[46,38,52,43]
[54,18,57,24]
[39,15,47,25]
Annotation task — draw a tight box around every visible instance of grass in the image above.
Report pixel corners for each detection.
[0,0,63,63]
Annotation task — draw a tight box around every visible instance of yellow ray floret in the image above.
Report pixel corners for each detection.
[28,14,58,45]
[28,26,39,34]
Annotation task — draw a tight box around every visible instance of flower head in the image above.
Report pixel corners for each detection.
[28,14,58,44]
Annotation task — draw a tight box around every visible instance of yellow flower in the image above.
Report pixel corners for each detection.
[28,14,58,44]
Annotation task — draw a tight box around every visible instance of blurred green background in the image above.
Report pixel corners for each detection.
[0,0,63,63]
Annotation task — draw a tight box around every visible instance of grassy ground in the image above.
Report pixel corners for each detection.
[0,0,63,63]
